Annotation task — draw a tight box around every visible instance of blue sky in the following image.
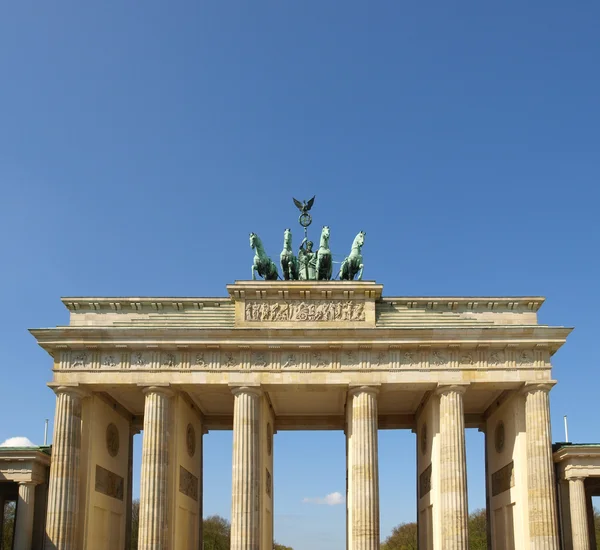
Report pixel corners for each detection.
[1,2,599,549]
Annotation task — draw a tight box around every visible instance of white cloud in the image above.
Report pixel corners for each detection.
[302,491,344,506]
[0,436,36,447]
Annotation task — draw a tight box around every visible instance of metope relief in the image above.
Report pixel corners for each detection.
[101,353,119,369]
[252,352,268,369]
[162,352,178,368]
[244,300,365,322]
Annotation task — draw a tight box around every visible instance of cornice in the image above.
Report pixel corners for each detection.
[553,445,600,462]
[30,325,572,357]
[59,294,545,314]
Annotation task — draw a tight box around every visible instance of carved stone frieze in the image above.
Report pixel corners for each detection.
[59,346,549,372]
[244,300,365,322]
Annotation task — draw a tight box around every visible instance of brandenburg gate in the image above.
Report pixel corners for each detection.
[28,198,574,550]
[31,280,571,550]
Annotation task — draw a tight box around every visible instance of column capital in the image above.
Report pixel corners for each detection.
[230,385,262,398]
[48,383,89,399]
[521,381,557,395]
[568,475,587,483]
[139,384,175,397]
[435,383,469,396]
[348,384,380,397]
[17,481,39,487]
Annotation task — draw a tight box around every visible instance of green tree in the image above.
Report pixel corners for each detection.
[2,501,16,550]
[203,515,231,550]
[381,521,417,550]
[381,509,488,550]
[594,507,600,550]
[468,509,487,550]
[130,499,139,550]
[274,544,294,550]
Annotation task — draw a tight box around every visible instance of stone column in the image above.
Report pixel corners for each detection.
[569,477,590,550]
[138,386,173,550]
[524,383,559,550]
[230,386,261,550]
[45,386,85,550]
[14,482,37,550]
[437,384,469,550]
[347,386,380,550]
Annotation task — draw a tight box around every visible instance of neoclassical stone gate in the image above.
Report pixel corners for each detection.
[31,280,571,550]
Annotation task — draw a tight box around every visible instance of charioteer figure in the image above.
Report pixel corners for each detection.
[298,237,316,280]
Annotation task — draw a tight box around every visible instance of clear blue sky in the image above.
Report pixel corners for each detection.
[1,3,599,549]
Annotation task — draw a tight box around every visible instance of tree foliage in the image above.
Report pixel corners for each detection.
[467,509,487,550]
[594,507,600,550]
[381,521,417,550]
[129,506,292,550]
[2,501,15,550]
[203,515,231,550]
[381,509,488,550]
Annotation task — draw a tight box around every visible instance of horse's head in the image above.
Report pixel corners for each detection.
[321,225,330,239]
[249,232,258,249]
[283,228,292,247]
[355,231,366,248]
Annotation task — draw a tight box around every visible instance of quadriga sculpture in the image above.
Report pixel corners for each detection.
[339,231,366,281]
[250,232,278,280]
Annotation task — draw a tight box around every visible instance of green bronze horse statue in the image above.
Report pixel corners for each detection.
[250,232,278,280]
[340,231,366,281]
[280,228,299,280]
[315,225,332,280]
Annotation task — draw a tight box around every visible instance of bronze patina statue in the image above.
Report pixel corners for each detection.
[280,228,299,280]
[298,237,316,280]
[250,232,278,280]
[247,197,366,281]
[339,231,366,281]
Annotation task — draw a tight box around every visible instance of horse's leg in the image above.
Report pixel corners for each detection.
[315,255,321,280]
[252,264,256,280]
[358,263,364,281]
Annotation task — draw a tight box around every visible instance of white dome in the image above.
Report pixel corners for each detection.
[0,436,36,447]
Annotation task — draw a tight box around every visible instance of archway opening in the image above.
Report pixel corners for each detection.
[274,430,346,550]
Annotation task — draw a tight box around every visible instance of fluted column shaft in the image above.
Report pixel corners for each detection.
[45,387,84,550]
[524,383,559,550]
[348,386,379,550]
[569,477,590,550]
[14,482,37,550]
[438,385,469,550]
[139,387,173,550]
[230,387,261,550]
